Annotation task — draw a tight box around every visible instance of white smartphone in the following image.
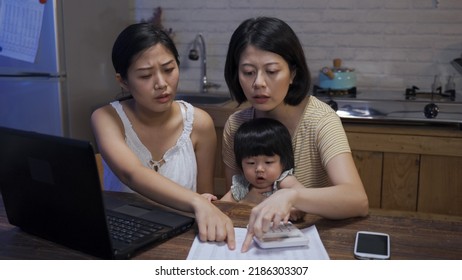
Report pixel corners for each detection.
[354,231,390,260]
[253,222,309,249]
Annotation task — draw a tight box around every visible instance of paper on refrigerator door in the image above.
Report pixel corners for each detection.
[0,0,44,63]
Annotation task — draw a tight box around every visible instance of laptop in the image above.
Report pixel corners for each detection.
[0,126,195,259]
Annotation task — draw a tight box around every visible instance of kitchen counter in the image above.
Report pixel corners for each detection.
[197,99,462,134]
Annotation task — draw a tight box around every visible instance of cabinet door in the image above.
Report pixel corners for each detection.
[382,153,419,211]
[351,150,382,208]
[418,155,462,216]
[214,127,227,196]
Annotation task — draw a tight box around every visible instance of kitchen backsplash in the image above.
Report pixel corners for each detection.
[132,0,462,94]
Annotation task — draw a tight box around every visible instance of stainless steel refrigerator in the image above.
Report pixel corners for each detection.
[0,0,130,143]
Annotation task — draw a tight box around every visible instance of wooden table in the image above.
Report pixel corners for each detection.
[1,192,461,260]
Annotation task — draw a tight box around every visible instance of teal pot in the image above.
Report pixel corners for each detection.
[318,59,356,90]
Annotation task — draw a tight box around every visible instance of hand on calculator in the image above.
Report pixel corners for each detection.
[252,222,309,249]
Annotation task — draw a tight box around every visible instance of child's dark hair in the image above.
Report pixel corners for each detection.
[234,118,294,171]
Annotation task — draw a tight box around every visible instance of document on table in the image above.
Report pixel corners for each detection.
[187,225,330,260]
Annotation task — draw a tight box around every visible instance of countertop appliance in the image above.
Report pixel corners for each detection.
[451,54,462,75]
[313,85,462,127]
[0,0,129,142]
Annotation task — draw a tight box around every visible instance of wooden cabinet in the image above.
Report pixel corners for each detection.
[345,122,462,216]
[199,105,239,197]
[418,155,462,215]
[213,126,227,196]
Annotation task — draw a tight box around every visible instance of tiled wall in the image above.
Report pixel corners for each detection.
[132,0,462,95]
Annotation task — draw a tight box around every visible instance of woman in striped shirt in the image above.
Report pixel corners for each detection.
[222,17,369,252]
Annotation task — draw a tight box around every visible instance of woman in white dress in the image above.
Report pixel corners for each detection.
[91,23,235,249]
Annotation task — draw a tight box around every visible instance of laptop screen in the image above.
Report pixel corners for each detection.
[0,127,194,259]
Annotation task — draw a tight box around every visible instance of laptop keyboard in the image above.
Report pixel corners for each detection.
[106,212,165,244]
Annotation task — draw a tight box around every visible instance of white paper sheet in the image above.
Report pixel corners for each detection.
[187,225,330,260]
[0,0,44,62]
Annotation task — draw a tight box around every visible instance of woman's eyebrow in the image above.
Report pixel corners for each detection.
[135,59,175,71]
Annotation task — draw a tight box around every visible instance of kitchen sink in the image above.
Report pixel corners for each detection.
[175,93,231,105]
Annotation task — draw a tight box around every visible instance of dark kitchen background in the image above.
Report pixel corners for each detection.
[1,0,461,143]
[131,0,462,94]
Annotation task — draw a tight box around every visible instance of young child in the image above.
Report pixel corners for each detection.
[221,118,294,202]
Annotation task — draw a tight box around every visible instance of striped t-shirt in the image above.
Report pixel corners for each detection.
[222,96,351,188]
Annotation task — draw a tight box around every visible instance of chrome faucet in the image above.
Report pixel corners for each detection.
[188,33,221,93]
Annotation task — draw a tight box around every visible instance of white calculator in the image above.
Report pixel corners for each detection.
[253,222,309,249]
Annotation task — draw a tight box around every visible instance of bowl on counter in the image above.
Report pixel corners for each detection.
[175,92,232,105]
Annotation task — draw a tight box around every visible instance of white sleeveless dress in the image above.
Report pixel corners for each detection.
[103,100,197,192]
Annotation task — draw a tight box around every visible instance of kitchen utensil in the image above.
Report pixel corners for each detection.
[318,58,356,90]
[431,75,442,94]
[451,56,462,75]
